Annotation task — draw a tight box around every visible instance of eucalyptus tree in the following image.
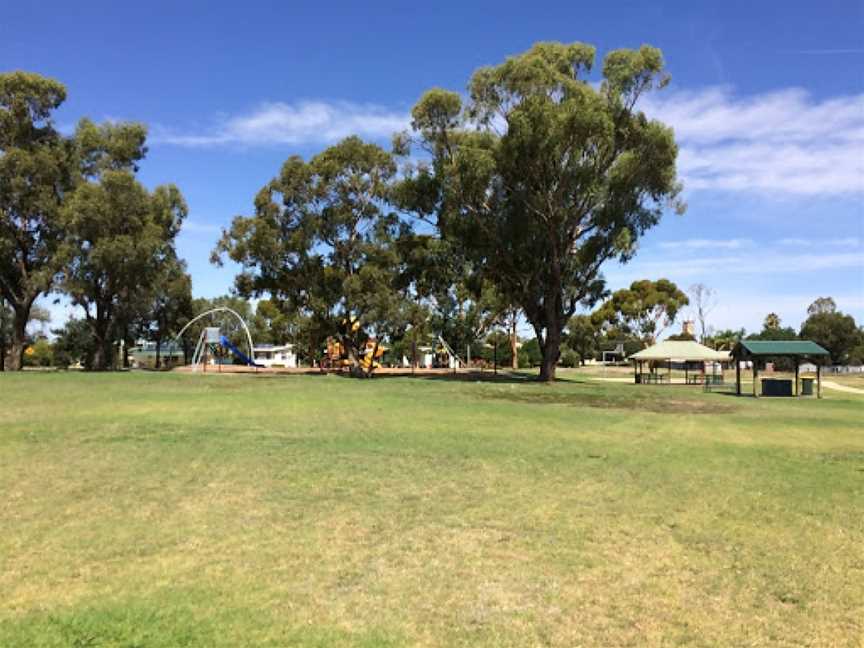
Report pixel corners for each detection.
[213,136,408,376]
[395,233,509,362]
[688,283,716,342]
[0,72,74,370]
[593,279,689,344]
[250,298,299,346]
[397,42,682,380]
[59,121,187,370]
[800,300,860,364]
[566,314,600,365]
[146,257,194,368]
[0,297,12,370]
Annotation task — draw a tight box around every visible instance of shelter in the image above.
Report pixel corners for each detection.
[129,340,184,368]
[629,341,731,385]
[731,340,829,398]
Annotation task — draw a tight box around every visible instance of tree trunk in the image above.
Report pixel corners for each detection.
[538,323,562,382]
[8,308,29,371]
[121,325,130,369]
[510,316,518,369]
[155,338,162,369]
[91,319,114,371]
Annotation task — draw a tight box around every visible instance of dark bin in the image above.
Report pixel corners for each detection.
[801,377,814,396]
[761,378,793,397]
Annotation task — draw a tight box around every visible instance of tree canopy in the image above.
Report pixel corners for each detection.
[59,121,187,369]
[214,136,408,375]
[593,279,689,344]
[800,298,861,364]
[397,41,682,380]
[0,71,73,369]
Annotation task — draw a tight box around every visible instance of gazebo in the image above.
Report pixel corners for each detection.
[731,340,829,398]
[629,340,731,385]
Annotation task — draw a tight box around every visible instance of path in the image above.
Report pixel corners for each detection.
[821,380,864,395]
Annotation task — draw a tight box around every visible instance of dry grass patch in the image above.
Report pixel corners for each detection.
[0,371,862,646]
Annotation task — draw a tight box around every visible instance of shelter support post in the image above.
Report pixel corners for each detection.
[736,360,741,395]
[753,361,758,398]
[817,364,822,399]
[794,359,799,397]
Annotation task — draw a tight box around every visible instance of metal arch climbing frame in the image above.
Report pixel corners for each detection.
[173,306,256,368]
[437,335,465,369]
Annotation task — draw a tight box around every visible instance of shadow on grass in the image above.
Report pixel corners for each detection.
[476,388,738,414]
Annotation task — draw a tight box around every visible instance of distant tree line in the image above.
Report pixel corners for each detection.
[560,293,864,368]
[6,45,858,377]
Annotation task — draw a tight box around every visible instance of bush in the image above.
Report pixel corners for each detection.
[518,338,542,368]
[559,348,581,368]
[23,338,54,367]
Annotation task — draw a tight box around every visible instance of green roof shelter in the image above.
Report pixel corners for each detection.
[731,340,830,398]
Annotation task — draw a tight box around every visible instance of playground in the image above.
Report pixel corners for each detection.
[1,370,862,647]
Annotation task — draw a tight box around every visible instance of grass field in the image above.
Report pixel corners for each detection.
[1,371,862,647]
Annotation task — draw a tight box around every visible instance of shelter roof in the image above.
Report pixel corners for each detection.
[628,340,731,361]
[732,340,829,357]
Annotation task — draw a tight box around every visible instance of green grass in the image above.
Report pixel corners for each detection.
[1,371,862,647]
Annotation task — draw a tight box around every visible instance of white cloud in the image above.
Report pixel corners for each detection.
[614,250,864,280]
[658,238,752,250]
[778,236,861,247]
[153,101,408,147]
[604,247,864,314]
[641,86,864,195]
[181,220,222,235]
[708,291,864,333]
[154,86,864,197]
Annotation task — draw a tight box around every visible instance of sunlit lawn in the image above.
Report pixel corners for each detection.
[1,371,862,646]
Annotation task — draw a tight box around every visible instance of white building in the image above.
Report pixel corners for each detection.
[253,343,297,368]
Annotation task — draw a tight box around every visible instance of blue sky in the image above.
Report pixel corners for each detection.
[3,0,862,335]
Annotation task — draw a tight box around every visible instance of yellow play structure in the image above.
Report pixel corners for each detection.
[319,317,386,373]
[321,336,385,373]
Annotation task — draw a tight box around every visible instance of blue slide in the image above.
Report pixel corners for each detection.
[219,335,261,367]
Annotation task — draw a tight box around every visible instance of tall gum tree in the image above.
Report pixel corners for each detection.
[213,136,407,376]
[594,279,689,345]
[60,120,187,370]
[0,72,72,370]
[399,42,683,381]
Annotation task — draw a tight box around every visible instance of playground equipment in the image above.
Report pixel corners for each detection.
[435,335,463,369]
[320,336,386,373]
[174,307,259,371]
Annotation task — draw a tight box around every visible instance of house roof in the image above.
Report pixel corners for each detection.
[733,340,829,357]
[628,340,730,361]
[253,343,293,351]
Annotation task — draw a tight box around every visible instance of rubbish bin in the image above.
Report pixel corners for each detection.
[762,378,793,396]
[801,377,814,396]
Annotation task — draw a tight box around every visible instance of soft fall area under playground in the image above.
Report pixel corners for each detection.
[1,371,862,647]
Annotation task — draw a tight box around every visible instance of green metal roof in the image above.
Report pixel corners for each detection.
[734,340,829,357]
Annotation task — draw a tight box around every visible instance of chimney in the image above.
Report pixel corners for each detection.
[682,320,695,336]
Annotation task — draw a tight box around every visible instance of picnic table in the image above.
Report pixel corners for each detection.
[638,372,669,384]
